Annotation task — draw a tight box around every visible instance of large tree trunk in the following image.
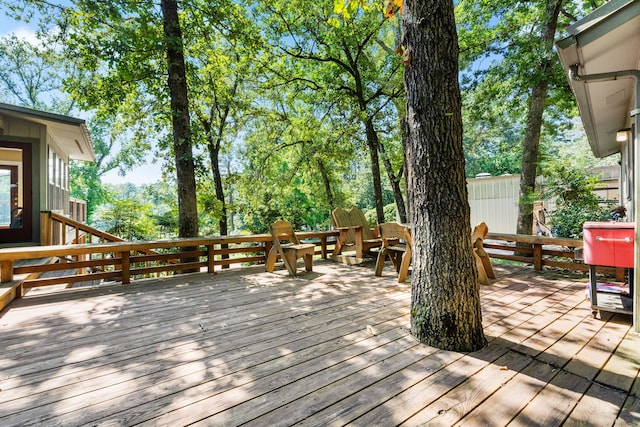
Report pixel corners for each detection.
[161,0,198,239]
[403,0,486,351]
[516,0,563,236]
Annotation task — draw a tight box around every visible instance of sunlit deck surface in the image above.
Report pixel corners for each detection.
[2,260,640,426]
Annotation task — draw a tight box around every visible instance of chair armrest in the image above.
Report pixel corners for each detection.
[335,225,362,231]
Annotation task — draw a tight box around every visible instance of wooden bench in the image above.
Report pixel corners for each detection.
[265,220,315,276]
[374,222,412,283]
[331,207,381,261]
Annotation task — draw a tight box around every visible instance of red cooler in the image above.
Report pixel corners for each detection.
[583,221,634,268]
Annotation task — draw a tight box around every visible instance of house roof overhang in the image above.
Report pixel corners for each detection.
[556,0,640,158]
[0,103,95,162]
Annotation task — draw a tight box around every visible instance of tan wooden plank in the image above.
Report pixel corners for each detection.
[536,308,613,369]
[0,263,634,427]
[134,333,420,426]
[498,290,586,347]
[240,345,438,427]
[564,383,627,426]
[1,288,409,398]
[596,326,640,393]
[0,280,21,312]
[615,395,640,426]
[295,348,458,427]
[239,335,438,426]
[347,340,512,426]
[400,350,533,426]
[508,370,591,426]
[483,280,582,335]
[2,264,405,343]
[511,303,589,358]
[454,359,558,426]
[565,313,633,381]
[2,312,411,425]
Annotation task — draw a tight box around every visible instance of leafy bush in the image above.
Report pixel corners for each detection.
[541,162,614,238]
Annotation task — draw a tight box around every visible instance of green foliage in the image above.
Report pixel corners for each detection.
[364,203,397,225]
[154,209,179,238]
[252,0,405,221]
[541,161,613,238]
[92,199,158,240]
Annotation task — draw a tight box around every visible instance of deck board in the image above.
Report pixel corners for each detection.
[1,260,639,426]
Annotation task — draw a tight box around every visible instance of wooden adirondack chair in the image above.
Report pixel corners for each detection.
[265,220,315,276]
[472,222,496,285]
[374,222,412,283]
[331,207,382,260]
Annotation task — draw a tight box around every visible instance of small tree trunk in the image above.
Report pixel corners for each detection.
[516,0,563,237]
[364,117,385,224]
[379,140,407,223]
[317,159,335,208]
[403,0,486,352]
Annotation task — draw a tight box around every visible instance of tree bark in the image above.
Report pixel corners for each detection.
[516,0,563,236]
[364,117,385,223]
[317,159,335,208]
[403,0,486,351]
[379,140,407,223]
[161,0,198,239]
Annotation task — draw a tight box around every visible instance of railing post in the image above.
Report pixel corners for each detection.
[40,211,52,246]
[533,243,543,270]
[320,236,327,259]
[120,251,130,284]
[207,244,215,273]
[1,260,13,282]
[264,240,272,263]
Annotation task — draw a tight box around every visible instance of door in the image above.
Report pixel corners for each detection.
[0,142,32,243]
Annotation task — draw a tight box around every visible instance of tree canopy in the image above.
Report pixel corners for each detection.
[0,0,612,239]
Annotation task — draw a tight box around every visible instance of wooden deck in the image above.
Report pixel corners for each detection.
[1,260,639,426]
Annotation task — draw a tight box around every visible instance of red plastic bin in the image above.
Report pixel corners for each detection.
[583,221,635,268]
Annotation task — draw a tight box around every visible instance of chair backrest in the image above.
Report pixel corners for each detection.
[349,207,375,240]
[472,222,489,246]
[379,222,408,247]
[331,207,375,242]
[270,220,301,247]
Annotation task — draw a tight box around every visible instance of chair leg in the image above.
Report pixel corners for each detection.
[283,250,298,276]
[375,248,387,277]
[397,251,411,283]
[475,252,489,285]
[481,256,496,279]
[303,253,313,271]
[265,246,278,272]
[354,228,364,258]
[334,230,347,256]
[390,252,402,273]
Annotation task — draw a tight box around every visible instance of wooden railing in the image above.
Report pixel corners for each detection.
[485,233,582,271]
[41,211,126,246]
[0,230,613,313]
[0,231,339,296]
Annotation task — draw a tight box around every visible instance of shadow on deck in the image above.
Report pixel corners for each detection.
[0,260,638,426]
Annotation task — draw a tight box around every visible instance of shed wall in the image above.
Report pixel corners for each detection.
[468,175,520,234]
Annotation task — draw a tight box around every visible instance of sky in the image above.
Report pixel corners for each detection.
[0,9,164,186]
